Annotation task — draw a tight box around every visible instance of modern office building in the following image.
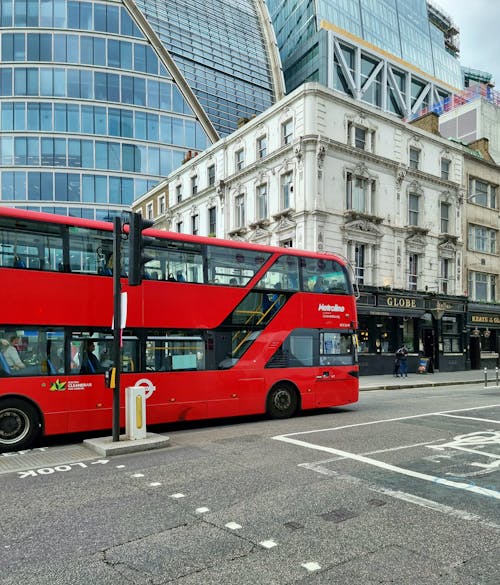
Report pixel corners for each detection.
[266,0,463,117]
[0,0,283,219]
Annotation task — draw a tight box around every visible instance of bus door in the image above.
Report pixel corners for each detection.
[314,330,357,406]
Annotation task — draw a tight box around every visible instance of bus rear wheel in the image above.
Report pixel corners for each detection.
[0,398,41,452]
[267,383,298,419]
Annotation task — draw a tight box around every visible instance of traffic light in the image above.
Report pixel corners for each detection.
[128,212,154,286]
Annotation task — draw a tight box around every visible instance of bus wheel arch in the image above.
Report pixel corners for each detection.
[266,381,300,419]
[0,396,43,452]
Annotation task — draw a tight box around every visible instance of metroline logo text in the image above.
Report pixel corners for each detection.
[318,303,345,312]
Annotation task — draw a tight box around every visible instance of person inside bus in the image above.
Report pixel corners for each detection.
[176,271,186,282]
[1,336,26,371]
[80,340,104,374]
[313,276,328,292]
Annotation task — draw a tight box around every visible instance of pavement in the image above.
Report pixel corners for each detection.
[360,366,500,391]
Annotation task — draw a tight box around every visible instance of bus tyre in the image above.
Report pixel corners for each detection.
[267,384,298,419]
[0,398,41,452]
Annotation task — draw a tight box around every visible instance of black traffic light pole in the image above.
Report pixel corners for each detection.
[112,216,122,442]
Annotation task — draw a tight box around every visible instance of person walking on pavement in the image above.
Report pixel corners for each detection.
[396,345,409,377]
[393,352,401,377]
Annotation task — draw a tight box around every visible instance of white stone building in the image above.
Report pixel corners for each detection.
[134,82,474,374]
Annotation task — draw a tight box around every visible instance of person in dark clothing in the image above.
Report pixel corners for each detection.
[396,346,409,377]
[393,354,400,377]
[80,340,103,374]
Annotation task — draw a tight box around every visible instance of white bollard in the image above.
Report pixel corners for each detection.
[125,386,147,440]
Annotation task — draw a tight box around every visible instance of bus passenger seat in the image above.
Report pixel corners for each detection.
[0,351,12,375]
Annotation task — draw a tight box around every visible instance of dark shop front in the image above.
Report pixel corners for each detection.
[356,289,467,375]
[466,303,500,370]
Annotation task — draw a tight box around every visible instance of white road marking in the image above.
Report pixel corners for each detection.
[371,487,500,530]
[225,522,242,530]
[196,507,210,514]
[259,540,277,549]
[439,414,500,424]
[149,482,162,487]
[273,434,500,500]
[278,403,500,437]
[131,473,144,478]
[301,562,321,572]
[170,493,185,499]
[116,465,126,469]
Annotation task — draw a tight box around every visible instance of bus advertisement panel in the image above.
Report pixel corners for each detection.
[0,208,358,451]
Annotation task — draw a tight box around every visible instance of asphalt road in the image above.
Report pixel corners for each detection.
[1,383,499,584]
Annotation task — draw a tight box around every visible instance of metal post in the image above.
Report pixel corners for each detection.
[112,217,122,442]
[496,367,499,387]
[484,367,488,388]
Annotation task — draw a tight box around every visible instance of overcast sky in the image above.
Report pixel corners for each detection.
[434,0,500,87]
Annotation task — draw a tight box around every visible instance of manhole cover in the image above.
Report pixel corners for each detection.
[319,509,358,523]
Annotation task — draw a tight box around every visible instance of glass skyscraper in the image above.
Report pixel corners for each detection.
[0,0,280,219]
[266,0,463,118]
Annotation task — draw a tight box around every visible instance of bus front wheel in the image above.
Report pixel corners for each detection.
[266,383,298,419]
[0,398,41,452]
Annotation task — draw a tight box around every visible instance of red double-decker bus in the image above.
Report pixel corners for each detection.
[0,207,358,451]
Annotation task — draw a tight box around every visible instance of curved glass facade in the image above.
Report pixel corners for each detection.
[135,0,276,137]
[0,0,277,218]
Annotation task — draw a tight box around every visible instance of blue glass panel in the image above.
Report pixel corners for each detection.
[15,137,27,165]
[14,103,25,130]
[27,103,40,130]
[1,103,13,130]
[94,106,106,134]
[40,103,52,130]
[147,79,160,109]
[1,137,13,165]
[26,68,38,96]
[147,113,159,141]
[81,140,94,168]
[94,72,107,100]
[160,116,172,143]
[14,68,27,95]
[107,5,119,34]
[14,172,27,200]
[14,33,25,61]
[121,75,134,104]
[159,82,171,110]
[2,171,14,199]
[107,73,119,102]
[108,143,120,171]
[135,111,146,140]
[134,44,146,72]
[67,1,80,28]
[67,104,79,132]
[0,68,13,95]
[28,172,41,200]
[120,41,132,70]
[40,34,52,61]
[122,144,135,172]
[14,0,27,26]
[94,38,106,67]
[53,68,65,97]
[160,148,172,175]
[67,69,80,97]
[109,177,121,204]
[133,77,145,106]
[79,2,93,31]
[54,138,66,166]
[82,174,95,202]
[27,34,40,60]
[108,108,120,136]
[81,36,93,65]
[121,110,133,138]
[27,0,39,26]
[27,137,39,165]
[95,176,107,203]
[81,106,94,133]
[108,39,120,67]
[68,140,81,167]
[122,178,133,205]
[80,70,92,98]
[68,173,80,201]
[55,173,68,200]
[94,3,106,33]
[40,0,53,27]
[2,34,14,61]
[1,0,13,27]
[95,141,108,169]
[54,104,67,131]
[148,147,159,175]
[67,35,79,63]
